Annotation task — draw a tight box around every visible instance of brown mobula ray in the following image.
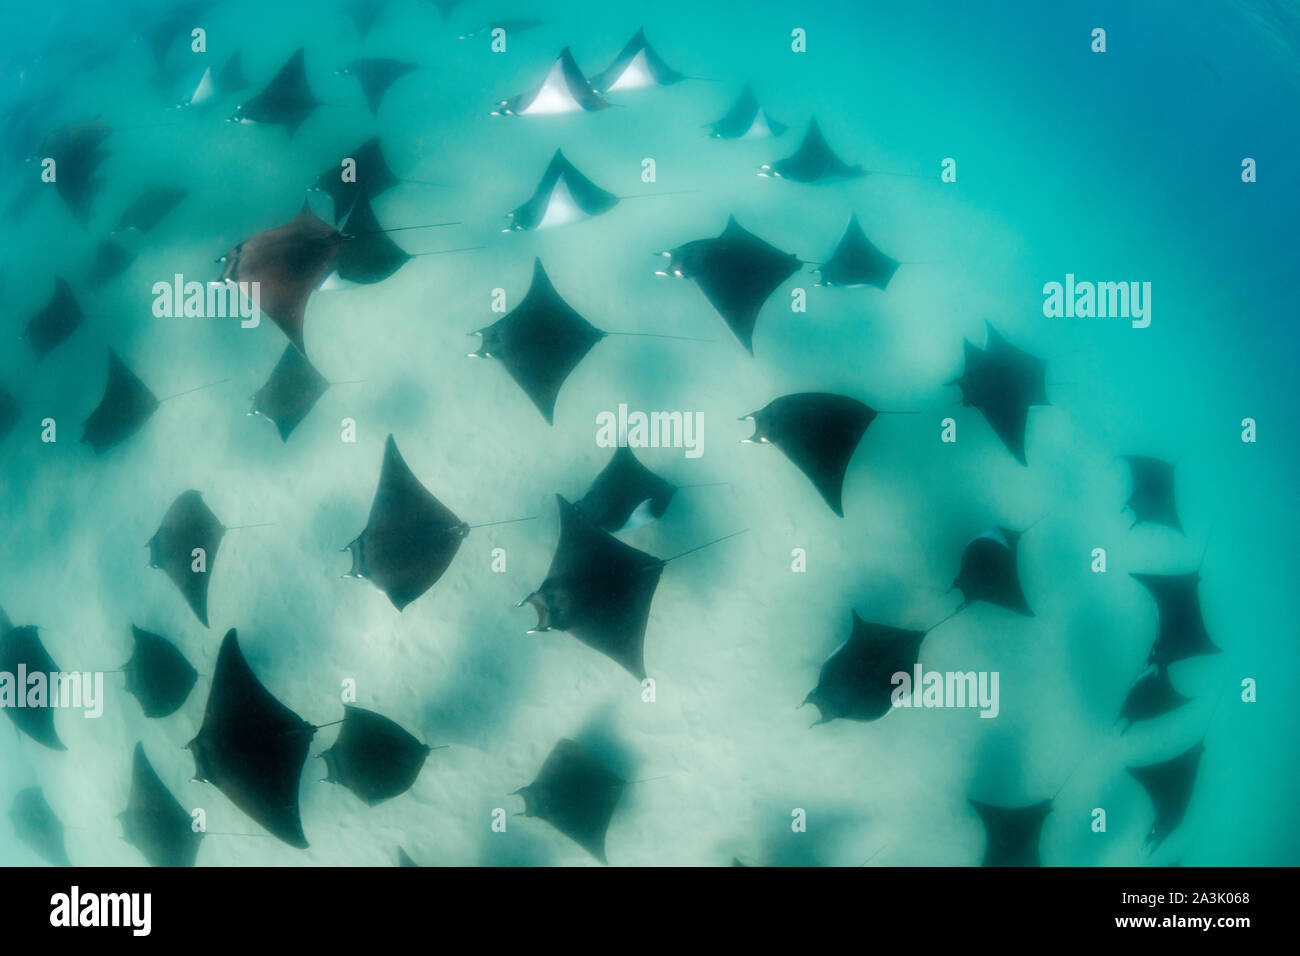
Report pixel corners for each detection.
[218,202,340,352]
[220,200,456,350]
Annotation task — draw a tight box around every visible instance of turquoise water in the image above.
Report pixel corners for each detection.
[1,0,1297,865]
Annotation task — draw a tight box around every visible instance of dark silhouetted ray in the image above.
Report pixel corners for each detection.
[187,629,315,848]
[0,627,66,749]
[576,446,676,532]
[339,58,416,115]
[516,738,624,863]
[80,349,160,454]
[231,48,321,135]
[952,527,1033,616]
[0,384,19,442]
[320,705,433,806]
[147,490,225,627]
[1131,572,1220,666]
[122,625,198,718]
[217,52,248,93]
[121,743,203,866]
[707,83,786,139]
[506,149,619,231]
[250,344,330,441]
[142,0,212,69]
[659,216,800,352]
[312,136,400,223]
[116,186,187,234]
[347,0,385,37]
[741,393,875,516]
[494,47,608,116]
[947,322,1049,465]
[591,28,685,92]
[430,0,467,19]
[522,496,664,679]
[470,259,606,423]
[761,118,864,183]
[39,119,110,221]
[219,202,342,350]
[1118,664,1190,732]
[345,435,470,611]
[23,278,85,360]
[969,799,1051,867]
[816,212,898,289]
[88,239,135,287]
[10,788,70,866]
[1127,742,1204,850]
[1123,456,1181,531]
[336,193,411,284]
[804,613,925,723]
[398,847,419,866]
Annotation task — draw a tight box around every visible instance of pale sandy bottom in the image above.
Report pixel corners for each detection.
[0,0,1297,866]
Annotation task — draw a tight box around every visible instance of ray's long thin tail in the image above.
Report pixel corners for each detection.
[467,515,536,530]
[605,330,715,343]
[347,221,460,238]
[158,378,230,403]
[618,189,702,202]
[664,528,749,563]
[409,245,485,258]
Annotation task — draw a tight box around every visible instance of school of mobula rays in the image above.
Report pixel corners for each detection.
[0,2,1227,867]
